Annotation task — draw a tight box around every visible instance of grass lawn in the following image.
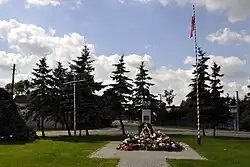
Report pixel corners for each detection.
[170,135,250,167]
[0,135,124,167]
[1,134,250,167]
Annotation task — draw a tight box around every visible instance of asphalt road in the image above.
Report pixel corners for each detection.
[124,124,250,138]
[37,122,250,138]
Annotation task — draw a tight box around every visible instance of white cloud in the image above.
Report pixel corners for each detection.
[184,55,247,79]
[25,0,83,8]
[0,19,249,105]
[25,0,61,6]
[207,28,250,44]
[122,0,250,23]
[0,0,8,5]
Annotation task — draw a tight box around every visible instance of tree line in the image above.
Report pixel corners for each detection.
[163,47,250,135]
[1,45,250,139]
[2,44,163,137]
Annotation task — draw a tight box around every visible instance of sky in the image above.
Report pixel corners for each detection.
[1,0,250,105]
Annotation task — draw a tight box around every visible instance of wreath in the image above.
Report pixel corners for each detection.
[138,122,154,135]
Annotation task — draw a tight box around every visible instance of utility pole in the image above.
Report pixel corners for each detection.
[11,64,16,100]
[236,91,240,131]
[73,74,76,137]
[64,73,85,137]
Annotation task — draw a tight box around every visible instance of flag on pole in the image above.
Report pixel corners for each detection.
[190,15,195,39]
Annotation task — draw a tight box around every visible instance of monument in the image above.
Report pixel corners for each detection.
[142,108,151,123]
[141,100,151,124]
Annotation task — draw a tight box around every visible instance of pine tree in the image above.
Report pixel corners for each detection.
[51,62,72,136]
[210,62,230,136]
[28,57,53,137]
[109,55,133,135]
[186,47,211,135]
[70,44,103,136]
[132,61,155,120]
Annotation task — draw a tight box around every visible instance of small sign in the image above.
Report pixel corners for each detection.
[142,109,151,123]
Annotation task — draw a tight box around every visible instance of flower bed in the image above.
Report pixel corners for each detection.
[117,123,185,151]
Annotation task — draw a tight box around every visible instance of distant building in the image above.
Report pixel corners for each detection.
[14,95,64,130]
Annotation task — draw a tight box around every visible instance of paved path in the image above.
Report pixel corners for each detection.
[90,141,206,167]
[124,124,250,138]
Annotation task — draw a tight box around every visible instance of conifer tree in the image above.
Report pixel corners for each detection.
[28,57,53,137]
[108,55,133,134]
[70,44,103,136]
[132,61,155,120]
[186,47,211,135]
[51,62,72,136]
[210,62,230,136]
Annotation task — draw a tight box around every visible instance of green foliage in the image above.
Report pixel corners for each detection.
[70,44,104,135]
[107,55,133,134]
[209,62,231,134]
[163,89,176,106]
[4,80,31,95]
[0,88,37,140]
[50,62,72,136]
[27,57,53,137]
[132,61,155,120]
[186,47,211,128]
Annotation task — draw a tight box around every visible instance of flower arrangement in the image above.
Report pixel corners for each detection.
[117,123,185,151]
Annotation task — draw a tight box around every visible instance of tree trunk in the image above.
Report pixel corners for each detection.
[79,124,82,136]
[41,116,45,137]
[63,116,71,137]
[202,126,206,136]
[85,126,90,136]
[213,126,216,137]
[119,117,125,135]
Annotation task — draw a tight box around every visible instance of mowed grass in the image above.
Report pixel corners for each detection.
[1,134,250,167]
[170,135,250,167]
[0,135,125,167]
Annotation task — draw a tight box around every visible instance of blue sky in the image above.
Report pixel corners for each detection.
[1,0,250,103]
[1,0,248,68]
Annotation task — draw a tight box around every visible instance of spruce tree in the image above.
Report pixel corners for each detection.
[210,62,230,136]
[186,47,211,135]
[132,61,155,120]
[109,55,133,135]
[70,44,103,136]
[28,57,53,137]
[51,62,71,136]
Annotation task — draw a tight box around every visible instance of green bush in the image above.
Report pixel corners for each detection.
[0,88,37,140]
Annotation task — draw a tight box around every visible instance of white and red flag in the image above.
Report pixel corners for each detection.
[190,14,195,39]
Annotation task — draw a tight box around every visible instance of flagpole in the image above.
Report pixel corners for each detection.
[193,5,201,145]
